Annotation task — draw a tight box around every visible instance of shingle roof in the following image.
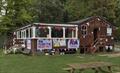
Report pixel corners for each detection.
[68,16,109,25]
[68,16,116,29]
[69,17,93,24]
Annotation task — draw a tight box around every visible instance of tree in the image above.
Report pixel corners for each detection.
[65,0,91,21]
[88,0,117,24]
[65,0,117,22]
[33,0,64,23]
[114,0,120,40]
[0,0,34,33]
[115,0,120,26]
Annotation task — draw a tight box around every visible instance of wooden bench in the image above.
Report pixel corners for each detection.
[64,62,117,73]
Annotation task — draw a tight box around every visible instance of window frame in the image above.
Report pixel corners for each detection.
[81,25,87,35]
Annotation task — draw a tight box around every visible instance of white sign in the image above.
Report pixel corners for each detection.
[27,39,31,49]
[107,28,112,36]
[68,39,79,48]
[37,39,52,50]
[53,39,66,47]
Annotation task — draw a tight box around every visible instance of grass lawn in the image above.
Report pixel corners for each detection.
[0,49,120,73]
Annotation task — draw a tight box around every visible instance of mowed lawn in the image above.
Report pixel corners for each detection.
[0,49,120,73]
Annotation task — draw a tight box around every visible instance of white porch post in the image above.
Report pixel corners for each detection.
[48,27,51,38]
[24,30,26,39]
[63,27,65,38]
[28,28,30,38]
[21,30,23,38]
[76,27,78,39]
[32,26,36,38]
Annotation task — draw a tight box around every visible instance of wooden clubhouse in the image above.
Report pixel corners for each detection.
[5,16,116,55]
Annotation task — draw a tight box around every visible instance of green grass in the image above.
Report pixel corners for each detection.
[0,49,120,73]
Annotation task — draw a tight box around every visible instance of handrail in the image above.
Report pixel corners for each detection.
[91,39,99,47]
[94,39,99,46]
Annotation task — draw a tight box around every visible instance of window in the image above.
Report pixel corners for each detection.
[19,30,26,38]
[81,26,87,30]
[52,27,63,38]
[107,28,112,36]
[36,27,49,37]
[81,25,87,35]
[65,28,72,37]
[23,30,26,38]
[65,28,76,38]
[24,28,33,38]
[16,28,33,39]
[30,28,33,37]
[72,29,76,38]
[81,31,87,35]
[17,31,21,38]
[19,31,21,38]
[21,31,24,38]
[26,29,29,38]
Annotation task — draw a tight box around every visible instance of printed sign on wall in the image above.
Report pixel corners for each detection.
[37,39,52,50]
[107,28,112,36]
[53,39,66,47]
[68,39,79,48]
[27,39,31,49]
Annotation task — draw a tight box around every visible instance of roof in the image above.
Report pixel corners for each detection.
[68,16,112,26]
[34,23,78,27]
[69,17,93,24]
[16,23,78,31]
[15,16,116,31]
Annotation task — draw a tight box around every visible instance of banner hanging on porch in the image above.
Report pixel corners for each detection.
[37,39,52,50]
[68,39,79,48]
[53,39,66,47]
[27,39,31,49]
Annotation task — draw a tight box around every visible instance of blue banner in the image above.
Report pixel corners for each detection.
[68,39,79,48]
[37,39,52,50]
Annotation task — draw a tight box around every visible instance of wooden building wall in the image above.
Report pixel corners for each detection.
[78,17,115,53]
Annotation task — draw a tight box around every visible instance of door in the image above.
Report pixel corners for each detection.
[93,28,99,41]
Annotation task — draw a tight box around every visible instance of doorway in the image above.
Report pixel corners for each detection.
[93,28,99,41]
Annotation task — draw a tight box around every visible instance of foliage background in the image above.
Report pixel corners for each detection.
[0,0,120,47]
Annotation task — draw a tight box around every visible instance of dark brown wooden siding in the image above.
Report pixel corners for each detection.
[78,17,115,53]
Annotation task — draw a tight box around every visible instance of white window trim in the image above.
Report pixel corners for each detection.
[28,28,31,38]
[48,27,51,38]
[16,26,78,39]
[75,27,78,39]
[32,26,36,38]
[63,27,65,38]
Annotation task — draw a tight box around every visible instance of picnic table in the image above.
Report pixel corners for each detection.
[63,62,116,73]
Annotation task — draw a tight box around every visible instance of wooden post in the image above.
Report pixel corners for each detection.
[31,39,37,56]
